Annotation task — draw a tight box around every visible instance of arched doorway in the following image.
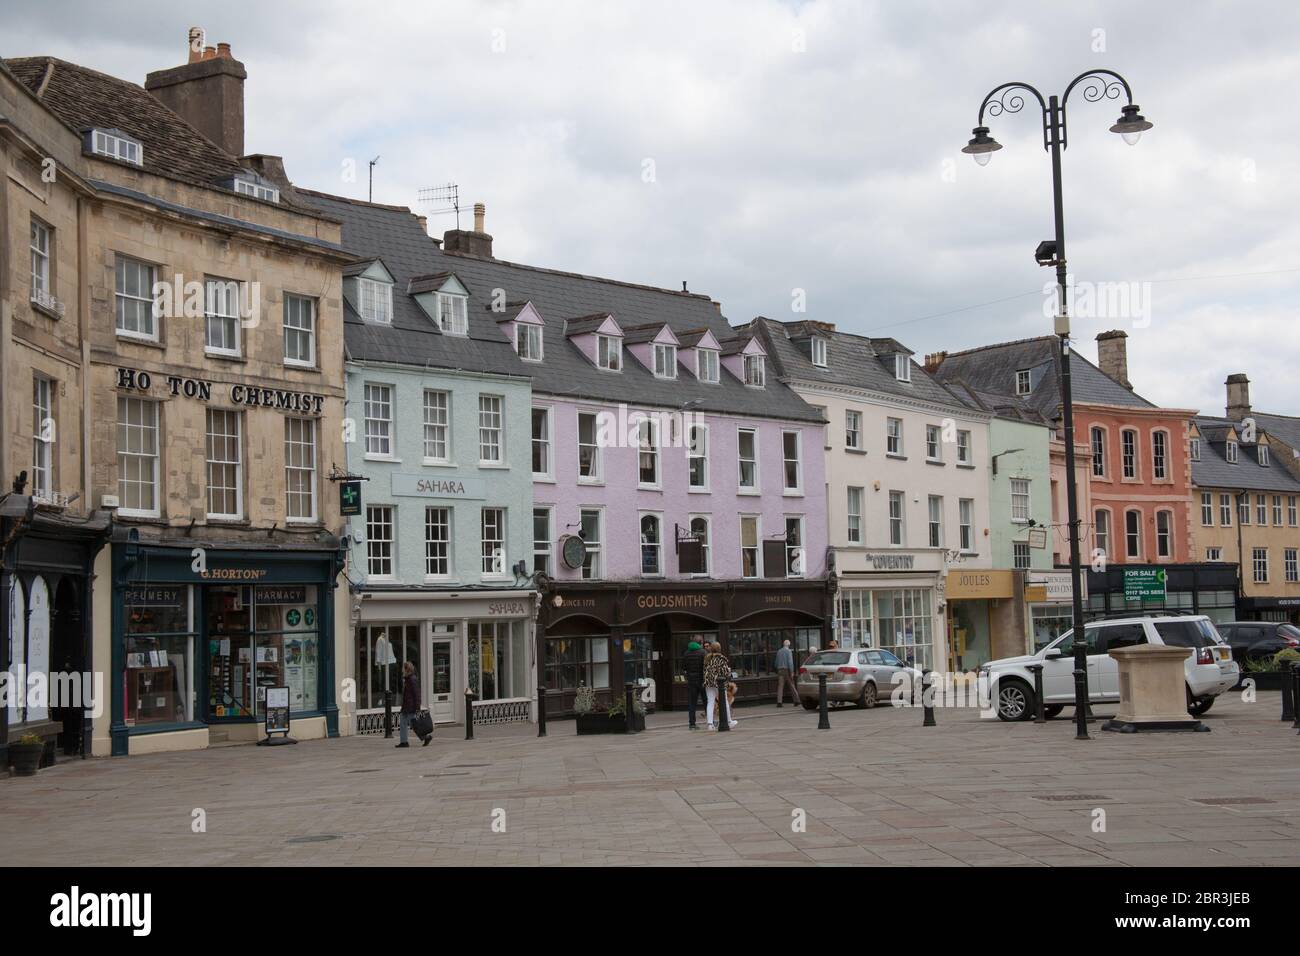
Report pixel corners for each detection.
[50,577,83,755]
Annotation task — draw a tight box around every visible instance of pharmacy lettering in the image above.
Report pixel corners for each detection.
[115,367,325,415]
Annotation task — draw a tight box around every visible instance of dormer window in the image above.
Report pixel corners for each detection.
[653,343,677,380]
[596,334,621,371]
[233,178,280,203]
[894,354,911,382]
[88,128,142,165]
[1015,369,1031,395]
[1190,438,1201,461]
[359,277,392,325]
[811,337,828,367]
[1259,444,1270,466]
[1226,441,1238,464]
[697,348,719,383]
[517,324,543,361]
[438,292,468,335]
[744,354,765,387]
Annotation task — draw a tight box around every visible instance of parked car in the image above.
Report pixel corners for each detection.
[797,648,921,710]
[980,614,1238,721]
[1216,621,1300,672]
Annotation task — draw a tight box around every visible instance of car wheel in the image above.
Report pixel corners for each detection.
[1042,705,1064,719]
[857,682,878,709]
[1187,692,1213,717]
[801,698,818,711]
[997,679,1034,722]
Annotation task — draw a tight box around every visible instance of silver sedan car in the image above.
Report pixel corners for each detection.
[796,648,921,709]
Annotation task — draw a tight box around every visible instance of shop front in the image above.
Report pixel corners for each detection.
[105,533,345,756]
[941,569,1020,671]
[1237,596,1300,625]
[352,589,538,733]
[539,579,832,716]
[832,550,943,670]
[1025,570,1079,652]
[1082,563,1239,624]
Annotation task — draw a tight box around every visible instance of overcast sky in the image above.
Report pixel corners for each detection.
[7,0,1299,415]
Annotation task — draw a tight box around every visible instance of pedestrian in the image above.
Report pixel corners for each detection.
[704,642,738,729]
[682,640,707,730]
[396,660,431,748]
[774,639,800,708]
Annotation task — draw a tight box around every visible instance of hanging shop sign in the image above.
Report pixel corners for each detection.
[560,535,587,570]
[115,367,325,415]
[390,473,486,500]
[340,480,362,516]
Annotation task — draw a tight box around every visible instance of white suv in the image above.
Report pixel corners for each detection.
[982,614,1239,722]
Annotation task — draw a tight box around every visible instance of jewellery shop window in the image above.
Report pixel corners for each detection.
[206,585,320,719]
[125,585,196,727]
[670,629,718,682]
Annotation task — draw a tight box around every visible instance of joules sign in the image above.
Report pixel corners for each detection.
[115,367,325,415]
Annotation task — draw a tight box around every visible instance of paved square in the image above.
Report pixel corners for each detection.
[4,691,1298,866]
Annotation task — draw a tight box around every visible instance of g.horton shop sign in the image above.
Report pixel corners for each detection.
[115,367,325,415]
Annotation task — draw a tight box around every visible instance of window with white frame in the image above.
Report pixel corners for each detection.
[1253,547,1269,584]
[1125,509,1142,559]
[925,424,941,461]
[740,515,760,578]
[1226,441,1238,464]
[481,508,506,576]
[1290,496,1298,527]
[638,418,659,487]
[425,507,452,578]
[1094,509,1110,557]
[957,429,972,465]
[532,508,551,575]
[1091,426,1106,477]
[205,409,243,519]
[847,487,863,543]
[836,590,873,647]
[782,430,801,492]
[580,508,602,579]
[531,407,552,477]
[1206,547,1222,562]
[1015,369,1031,395]
[1259,444,1270,466]
[737,428,758,490]
[927,495,943,547]
[423,390,449,462]
[116,397,159,516]
[596,334,621,371]
[1285,548,1298,583]
[115,255,158,340]
[1220,493,1233,527]
[640,513,663,575]
[1121,429,1137,478]
[959,498,974,551]
[894,354,911,382]
[439,293,468,335]
[517,323,543,361]
[1156,510,1172,558]
[1274,495,1283,526]
[888,490,905,545]
[785,516,804,577]
[1239,493,1250,525]
[478,395,503,464]
[32,376,53,500]
[846,410,862,450]
[91,129,142,164]
[811,337,828,367]
[1152,431,1168,480]
[689,515,712,575]
[358,277,392,324]
[233,178,279,203]
[1201,492,1213,526]
[1013,541,1031,570]
[284,417,316,522]
[578,412,601,481]
[1010,478,1030,523]
[1190,438,1201,461]
[30,218,50,303]
[366,506,395,578]
[204,278,241,356]
[1257,494,1268,526]
[744,354,765,387]
[364,384,393,457]
[886,417,903,456]
[283,294,316,367]
[697,348,719,383]
[653,343,677,379]
[688,424,708,490]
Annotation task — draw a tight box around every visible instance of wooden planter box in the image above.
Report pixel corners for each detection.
[575,711,646,735]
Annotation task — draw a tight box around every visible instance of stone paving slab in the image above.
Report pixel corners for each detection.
[3,690,1299,866]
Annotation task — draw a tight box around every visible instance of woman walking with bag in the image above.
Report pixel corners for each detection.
[703,642,737,730]
[397,660,432,748]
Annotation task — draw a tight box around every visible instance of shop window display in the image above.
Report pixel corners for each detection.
[355,623,421,711]
[544,637,609,692]
[468,620,528,700]
[206,585,320,718]
[124,585,195,726]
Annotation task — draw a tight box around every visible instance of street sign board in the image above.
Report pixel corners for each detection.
[1123,567,1166,603]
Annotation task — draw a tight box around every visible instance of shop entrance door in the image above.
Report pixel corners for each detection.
[429,627,458,724]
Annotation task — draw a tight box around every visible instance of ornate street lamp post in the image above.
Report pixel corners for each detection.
[961,70,1152,740]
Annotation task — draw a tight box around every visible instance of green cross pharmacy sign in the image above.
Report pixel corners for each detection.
[1123,568,1167,603]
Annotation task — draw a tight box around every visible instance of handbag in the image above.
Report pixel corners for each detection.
[411,710,433,739]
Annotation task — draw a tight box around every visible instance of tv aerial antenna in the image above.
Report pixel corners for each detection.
[418,183,461,229]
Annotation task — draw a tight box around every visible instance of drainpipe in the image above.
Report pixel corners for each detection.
[1235,489,1247,617]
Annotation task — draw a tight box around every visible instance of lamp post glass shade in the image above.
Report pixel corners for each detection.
[1110,104,1153,145]
[962,126,1002,165]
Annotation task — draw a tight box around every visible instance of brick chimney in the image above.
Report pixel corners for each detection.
[145,28,247,157]
[1226,373,1251,422]
[442,202,494,258]
[1095,330,1131,389]
[924,351,947,373]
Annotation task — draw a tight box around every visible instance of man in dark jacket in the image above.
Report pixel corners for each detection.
[397,660,431,747]
[682,641,707,730]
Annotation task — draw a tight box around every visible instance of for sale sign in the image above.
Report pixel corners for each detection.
[1123,568,1166,603]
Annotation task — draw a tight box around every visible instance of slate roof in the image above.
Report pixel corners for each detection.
[563,315,612,336]
[748,318,974,413]
[1248,413,1300,454]
[301,190,822,422]
[940,382,1051,426]
[1192,416,1300,493]
[932,336,1155,419]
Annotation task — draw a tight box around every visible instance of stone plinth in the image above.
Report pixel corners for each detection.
[1103,643,1210,733]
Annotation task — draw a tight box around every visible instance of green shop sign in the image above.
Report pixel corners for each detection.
[1123,568,1166,602]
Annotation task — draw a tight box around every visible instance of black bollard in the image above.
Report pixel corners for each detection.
[1073,662,1091,740]
[383,671,393,739]
[465,689,475,740]
[922,669,936,727]
[1292,664,1300,729]
[537,684,547,738]
[1282,668,1295,722]
[624,683,635,734]
[817,673,830,729]
[1028,664,1046,724]
[717,677,731,733]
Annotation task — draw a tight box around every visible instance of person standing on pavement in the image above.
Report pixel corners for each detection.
[683,640,707,729]
[774,639,800,708]
[397,660,430,748]
[704,642,737,729]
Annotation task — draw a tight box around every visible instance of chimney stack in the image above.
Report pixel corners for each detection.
[1226,373,1251,422]
[416,215,429,234]
[442,202,494,258]
[924,351,947,373]
[145,28,247,157]
[1095,330,1131,389]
